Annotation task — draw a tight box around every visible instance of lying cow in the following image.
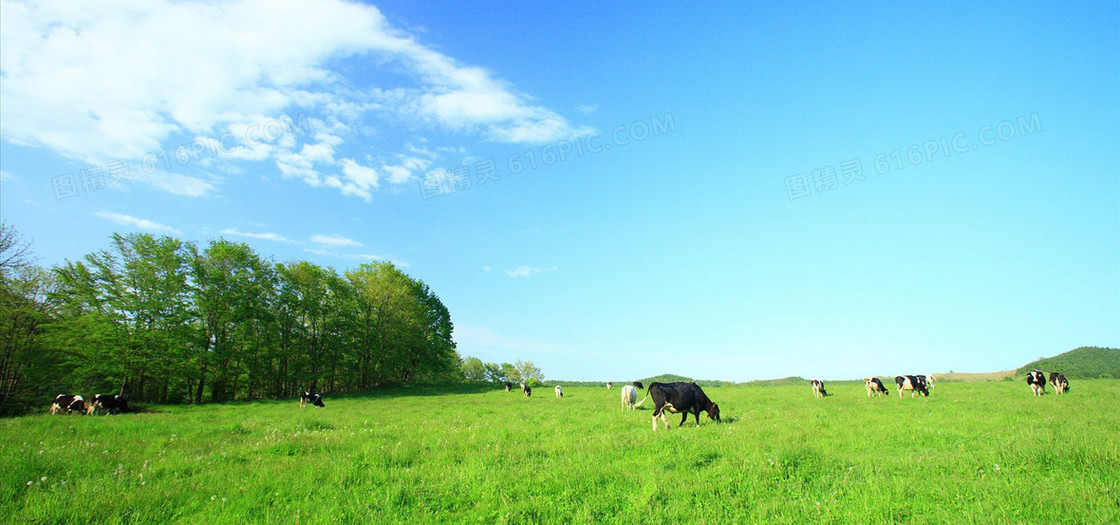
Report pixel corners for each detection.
[632,381,644,390]
[554,385,563,398]
[864,377,889,397]
[300,391,325,408]
[50,394,86,415]
[1048,371,1069,395]
[810,379,827,398]
[643,381,720,431]
[1026,369,1046,396]
[895,375,929,398]
[620,384,638,411]
[89,394,130,415]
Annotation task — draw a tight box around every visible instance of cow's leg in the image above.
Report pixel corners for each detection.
[652,415,657,432]
[679,412,688,427]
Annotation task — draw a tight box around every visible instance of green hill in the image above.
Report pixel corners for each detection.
[1017,346,1120,379]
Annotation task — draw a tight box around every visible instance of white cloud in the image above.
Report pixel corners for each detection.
[310,234,361,247]
[506,265,557,278]
[134,170,217,197]
[220,229,297,243]
[94,211,182,235]
[0,0,592,200]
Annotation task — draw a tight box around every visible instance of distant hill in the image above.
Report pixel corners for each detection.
[1017,347,1120,379]
[744,376,809,387]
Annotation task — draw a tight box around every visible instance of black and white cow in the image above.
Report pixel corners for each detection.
[810,379,827,398]
[50,394,86,415]
[864,377,889,397]
[632,381,645,390]
[505,382,514,392]
[1048,372,1069,394]
[300,391,325,408]
[606,382,612,390]
[895,375,929,398]
[642,381,721,431]
[1026,369,1046,396]
[523,384,532,397]
[554,385,563,398]
[89,394,130,415]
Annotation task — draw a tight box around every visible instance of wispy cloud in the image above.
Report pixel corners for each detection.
[506,265,557,278]
[93,212,182,235]
[0,0,592,200]
[220,229,298,243]
[310,234,362,248]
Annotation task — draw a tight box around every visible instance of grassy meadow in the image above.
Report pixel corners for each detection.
[2,380,1118,524]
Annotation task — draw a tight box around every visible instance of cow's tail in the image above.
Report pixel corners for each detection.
[633,394,649,407]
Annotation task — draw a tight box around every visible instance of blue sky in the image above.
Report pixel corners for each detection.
[2,0,1117,381]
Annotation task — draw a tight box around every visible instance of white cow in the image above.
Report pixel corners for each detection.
[620,385,637,411]
[554,385,563,398]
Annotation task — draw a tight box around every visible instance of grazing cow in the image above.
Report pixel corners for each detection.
[606,382,612,389]
[89,394,130,415]
[505,382,514,392]
[524,385,532,397]
[926,374,936,390]
[895,376,929,398]
[555,385,563,398]
[300,391,325,408]
[620,384,638,411]
[810,379,827,398]
[864,377,889,397]
[632,381,645,390]
[1049,372,1069,394]
[642,381,721,431]
[1026,369,1046,396]
[50,394,86,415]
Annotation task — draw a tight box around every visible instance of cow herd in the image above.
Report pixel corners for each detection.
[48,393,130,416]
[46,371,1074,425]
[807,370,1072,399]
[1026,369,1070,396]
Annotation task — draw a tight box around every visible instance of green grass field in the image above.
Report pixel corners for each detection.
[3,381,1118,524]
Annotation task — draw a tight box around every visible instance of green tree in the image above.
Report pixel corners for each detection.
[0,224,58,415]
[52,233,194,402]
[514,360,544,386]
[461,356,486,382]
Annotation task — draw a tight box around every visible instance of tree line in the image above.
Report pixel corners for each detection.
[0,224,461,415]
[459,357,544,386]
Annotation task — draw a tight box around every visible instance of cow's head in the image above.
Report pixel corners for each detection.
[707,403,721,423]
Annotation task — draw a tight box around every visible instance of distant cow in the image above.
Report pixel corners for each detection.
[865,377,889,397]
[606,382,612,389]
[50,394,86,415]
[644,381,720,431]
[524,385,532,397]
[895,376,929,398]
[554,385,563,398]
[505,382,514,392]
[90,394,130,415]
[620,384,638,411]
[300,391,325,408]
[926,374,936,390]
[1048,372,1069,394]
[810,379,827,398]
[632,381,644,390]
[1026,369,1046,396]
